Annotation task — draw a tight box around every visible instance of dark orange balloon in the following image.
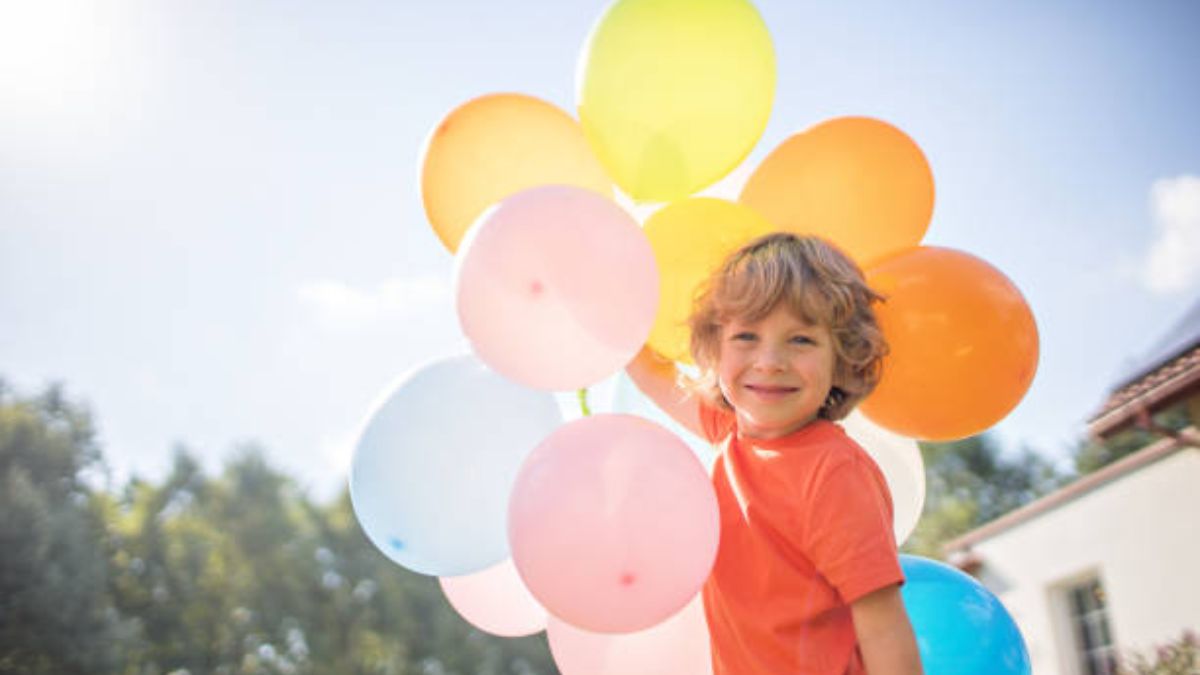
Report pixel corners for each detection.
[739,117,934,266]
[860,247,1039,441]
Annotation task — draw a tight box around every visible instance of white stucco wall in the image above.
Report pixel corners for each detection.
[962,447,1200,675]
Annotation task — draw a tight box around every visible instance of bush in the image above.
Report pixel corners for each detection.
[1122,630,1199,675]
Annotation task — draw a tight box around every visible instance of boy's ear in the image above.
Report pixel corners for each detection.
[823,386,848,411]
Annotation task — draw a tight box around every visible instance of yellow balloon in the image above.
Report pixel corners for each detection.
[577,0,776,203]
[421,93,613,253]
[644,198,776,362]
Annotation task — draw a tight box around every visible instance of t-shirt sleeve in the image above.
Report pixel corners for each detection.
[698,401,736,444]
[798,455,904,604]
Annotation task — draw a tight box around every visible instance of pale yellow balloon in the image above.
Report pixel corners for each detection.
[421,93,613,253]
[643,198,775,362]
[577,0,776,202]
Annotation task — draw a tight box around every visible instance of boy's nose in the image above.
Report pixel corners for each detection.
[754,347,787,371]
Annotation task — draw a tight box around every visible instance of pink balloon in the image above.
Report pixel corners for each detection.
[508,414,719,634]
[455,185,659,390]
[547,593,713,675]
[438,558,547,638]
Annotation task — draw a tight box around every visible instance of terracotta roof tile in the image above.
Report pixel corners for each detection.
[1092,346,1200,419]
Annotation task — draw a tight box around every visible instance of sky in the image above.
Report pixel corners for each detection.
[2,0,1199,499]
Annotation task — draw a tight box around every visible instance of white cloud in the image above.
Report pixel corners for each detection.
[297,275,451,331]
[1141,175,1200,294]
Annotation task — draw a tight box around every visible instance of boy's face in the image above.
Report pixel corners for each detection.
[717,304,836,440]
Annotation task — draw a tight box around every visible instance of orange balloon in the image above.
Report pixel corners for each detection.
[421,93,613,253]
[860,247,1038,441]
[739,117,934,266]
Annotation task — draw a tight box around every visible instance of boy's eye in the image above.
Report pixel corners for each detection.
[731,332,757,342]
[790,335,815,345]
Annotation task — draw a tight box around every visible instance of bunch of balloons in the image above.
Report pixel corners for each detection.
[350,0,1038,673]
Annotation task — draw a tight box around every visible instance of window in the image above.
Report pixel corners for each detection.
[1067,577,1117,675]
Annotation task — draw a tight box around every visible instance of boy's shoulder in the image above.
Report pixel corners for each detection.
[773,421,882,486]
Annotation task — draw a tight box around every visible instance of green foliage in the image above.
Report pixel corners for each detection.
[1121,630,1199,675]
[0,381,126,674]
[901,434,1072,559]
[0,380,559,675]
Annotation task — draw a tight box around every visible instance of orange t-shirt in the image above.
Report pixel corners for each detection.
[699,404,904,675]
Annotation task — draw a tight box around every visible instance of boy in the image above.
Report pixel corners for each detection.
[627,233,923,675]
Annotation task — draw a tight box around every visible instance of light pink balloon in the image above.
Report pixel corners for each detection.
[547,593,713,675]
[508,414,719,634]
[455,185,659,391]
[438,558,548,638]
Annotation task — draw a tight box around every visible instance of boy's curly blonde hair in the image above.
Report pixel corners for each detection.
[687,232,888,421]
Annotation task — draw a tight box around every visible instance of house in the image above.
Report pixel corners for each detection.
[942,299,1200,675]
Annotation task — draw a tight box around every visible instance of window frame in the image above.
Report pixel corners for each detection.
[1052,571,1119,675]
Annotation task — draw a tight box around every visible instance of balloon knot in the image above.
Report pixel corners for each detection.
[577,388,591,416]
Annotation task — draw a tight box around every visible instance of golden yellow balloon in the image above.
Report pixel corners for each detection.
[421,93,613,253]
[643,198,776,362]
[740,117,935,266]
[577,0,776,202]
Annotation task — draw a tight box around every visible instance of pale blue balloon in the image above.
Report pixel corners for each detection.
[350,354,562,576]
[900,555,1031,675]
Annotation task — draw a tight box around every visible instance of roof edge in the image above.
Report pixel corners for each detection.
[1088,360,1200,437]
[943,429,1197,554]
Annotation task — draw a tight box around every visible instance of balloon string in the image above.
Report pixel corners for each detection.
[577,388,591,417]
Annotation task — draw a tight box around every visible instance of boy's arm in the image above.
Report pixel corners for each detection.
[851,584,924,675]
[624,346,705,438]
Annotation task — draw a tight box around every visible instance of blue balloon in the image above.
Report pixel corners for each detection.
[900,555,1031,675]
[350,354,562,576]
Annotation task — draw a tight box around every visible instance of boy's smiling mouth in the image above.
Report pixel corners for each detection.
[745,384,799,396]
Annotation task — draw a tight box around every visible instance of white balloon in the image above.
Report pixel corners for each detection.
[350,354,562,576]
[841,411,926,546]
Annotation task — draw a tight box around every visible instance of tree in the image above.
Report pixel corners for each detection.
[902,433,1071,559]
[0,381,126,674]
[1,378,560,674]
